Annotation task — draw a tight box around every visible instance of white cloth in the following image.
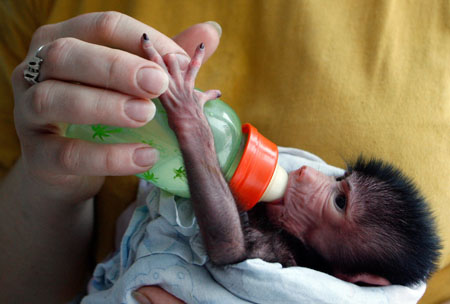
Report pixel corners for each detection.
[82,147,426,304]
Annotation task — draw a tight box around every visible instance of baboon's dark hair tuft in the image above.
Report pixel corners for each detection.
[332,156,441,286]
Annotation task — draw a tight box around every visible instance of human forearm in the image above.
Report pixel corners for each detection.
[0,157,94,302]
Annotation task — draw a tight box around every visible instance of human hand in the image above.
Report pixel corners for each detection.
[133,286,185,304]
[11,12,221,202]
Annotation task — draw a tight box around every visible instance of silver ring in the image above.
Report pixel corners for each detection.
[23,45,45,85]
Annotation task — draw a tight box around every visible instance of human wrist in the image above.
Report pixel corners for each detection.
[0,158,94,303]
[10,157,101,204]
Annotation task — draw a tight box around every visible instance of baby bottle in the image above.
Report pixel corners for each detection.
[65,98,287,211]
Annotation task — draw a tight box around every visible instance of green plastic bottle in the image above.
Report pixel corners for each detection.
[65,98,288,211]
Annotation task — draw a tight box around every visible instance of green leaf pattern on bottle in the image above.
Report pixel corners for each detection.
[142,171,159,182]
[173,166,187,180]
[91,125,123,141]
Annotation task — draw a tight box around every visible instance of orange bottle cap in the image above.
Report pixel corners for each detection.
[229,123,278,211]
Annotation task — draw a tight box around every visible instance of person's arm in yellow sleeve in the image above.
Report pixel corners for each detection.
[0,11,220,303]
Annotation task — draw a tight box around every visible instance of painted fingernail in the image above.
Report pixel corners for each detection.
[142,33,149,41]
[205,21,222,37]
[125,99,155,123]
[199,42,205,50]
[137,67,169,95]
[133,147,159,167]
[131,290,153,304]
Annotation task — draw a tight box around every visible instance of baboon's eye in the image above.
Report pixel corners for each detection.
[334,194,347,211]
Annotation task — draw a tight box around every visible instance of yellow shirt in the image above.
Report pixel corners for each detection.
[0,1,449,302]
